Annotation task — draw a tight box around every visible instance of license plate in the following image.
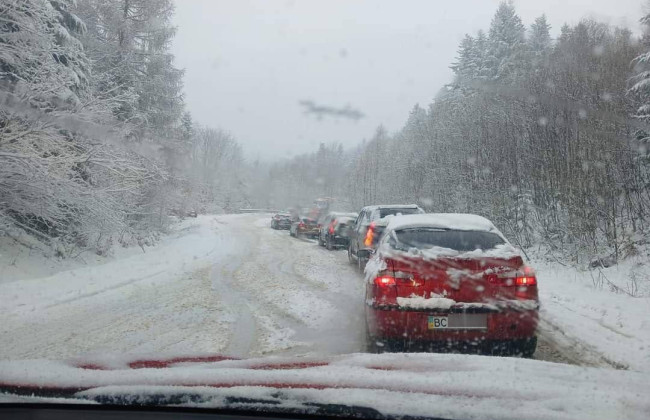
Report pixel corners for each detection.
[428,314,487,330]
[428,316,448,329]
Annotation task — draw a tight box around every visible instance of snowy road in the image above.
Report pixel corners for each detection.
[0,215,364,359]
[0,214,632,368]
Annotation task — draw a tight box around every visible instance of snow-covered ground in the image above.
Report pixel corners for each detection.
[534,258,650,371]
[0,214,364,359]
[2,213,649,371]
[2,213,650,418]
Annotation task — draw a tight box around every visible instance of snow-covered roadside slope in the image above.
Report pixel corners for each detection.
[0,215,232,316]
[534,258,650,372]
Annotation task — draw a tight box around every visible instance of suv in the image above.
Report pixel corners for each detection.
[348,204,425,272]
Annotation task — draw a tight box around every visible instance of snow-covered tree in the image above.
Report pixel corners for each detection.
[73,0,184,142]
[528,15,552,70]
[484,1,526,83]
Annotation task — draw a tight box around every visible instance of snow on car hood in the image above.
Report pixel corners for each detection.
[0,353,648,420]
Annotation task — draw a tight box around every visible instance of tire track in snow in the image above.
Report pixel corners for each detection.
[210,256,258,357]
[222,219,364,356]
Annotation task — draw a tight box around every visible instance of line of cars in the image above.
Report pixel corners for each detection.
[271,210,358,251]
[271,203,539,357]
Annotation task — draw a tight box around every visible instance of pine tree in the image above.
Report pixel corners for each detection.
[528,15,552,70]
[451,34,477,80]
[74,0,184,141]
[485,1,526,83]
[630,12,650,122]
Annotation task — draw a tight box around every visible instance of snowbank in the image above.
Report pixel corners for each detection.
[0,216,229,315]
[533,256,650,372]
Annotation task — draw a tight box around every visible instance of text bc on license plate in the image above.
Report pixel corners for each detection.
[427,314,488,330]
[428,316,448,329]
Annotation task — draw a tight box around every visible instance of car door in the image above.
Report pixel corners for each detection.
[355,210,370,252]
[321,215,331,237]
[350,211,363,252]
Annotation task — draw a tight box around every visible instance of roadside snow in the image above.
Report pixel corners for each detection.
[0,216,229,316]
[533,256,650,372]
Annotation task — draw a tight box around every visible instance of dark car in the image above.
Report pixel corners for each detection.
[318,212,358,250]
[348,204,425,271]
[289,217,319,238]
[271,212,292,229]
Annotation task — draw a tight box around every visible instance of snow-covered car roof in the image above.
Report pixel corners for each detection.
[361,203,421,211]
[328,212,358,218]
[386,213,498,233]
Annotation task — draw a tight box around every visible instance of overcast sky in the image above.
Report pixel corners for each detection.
[171,0,644,161]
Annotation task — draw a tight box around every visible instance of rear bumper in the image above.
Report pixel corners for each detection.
[297,228,319,236]
[327,235,349,246]
[366,304,538,342]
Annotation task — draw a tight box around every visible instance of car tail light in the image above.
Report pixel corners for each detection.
[298,222,305,228]
[328,219,336,235]
[374,276,396,286]
[372,275,397,306]
[515,276,536,286]
[487,266,538,301]
[364,222,376,247]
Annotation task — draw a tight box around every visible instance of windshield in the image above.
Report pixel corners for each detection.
[1,1,649,419]
[391,229,505,252]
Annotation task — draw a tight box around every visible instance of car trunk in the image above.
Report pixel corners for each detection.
[386,255,528,304]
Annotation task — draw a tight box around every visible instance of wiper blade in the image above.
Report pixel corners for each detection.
[84,391,386,418]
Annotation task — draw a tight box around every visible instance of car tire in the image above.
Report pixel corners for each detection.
[364,322,381,354]
[518,336,537,358]
[326,235,333,251]
[348,244,355,264]
[318,233,325,246]
[357,255,367,273]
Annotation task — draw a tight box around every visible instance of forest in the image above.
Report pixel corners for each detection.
[259,3,650,264]
[1,0,249,256]
[3,1,650,264]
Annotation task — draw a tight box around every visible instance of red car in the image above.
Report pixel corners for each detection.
[364,213,539,356]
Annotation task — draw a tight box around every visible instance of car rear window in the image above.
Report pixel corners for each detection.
[336,217,354,226]
[379,208,422,218]
[391,228,505,252]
